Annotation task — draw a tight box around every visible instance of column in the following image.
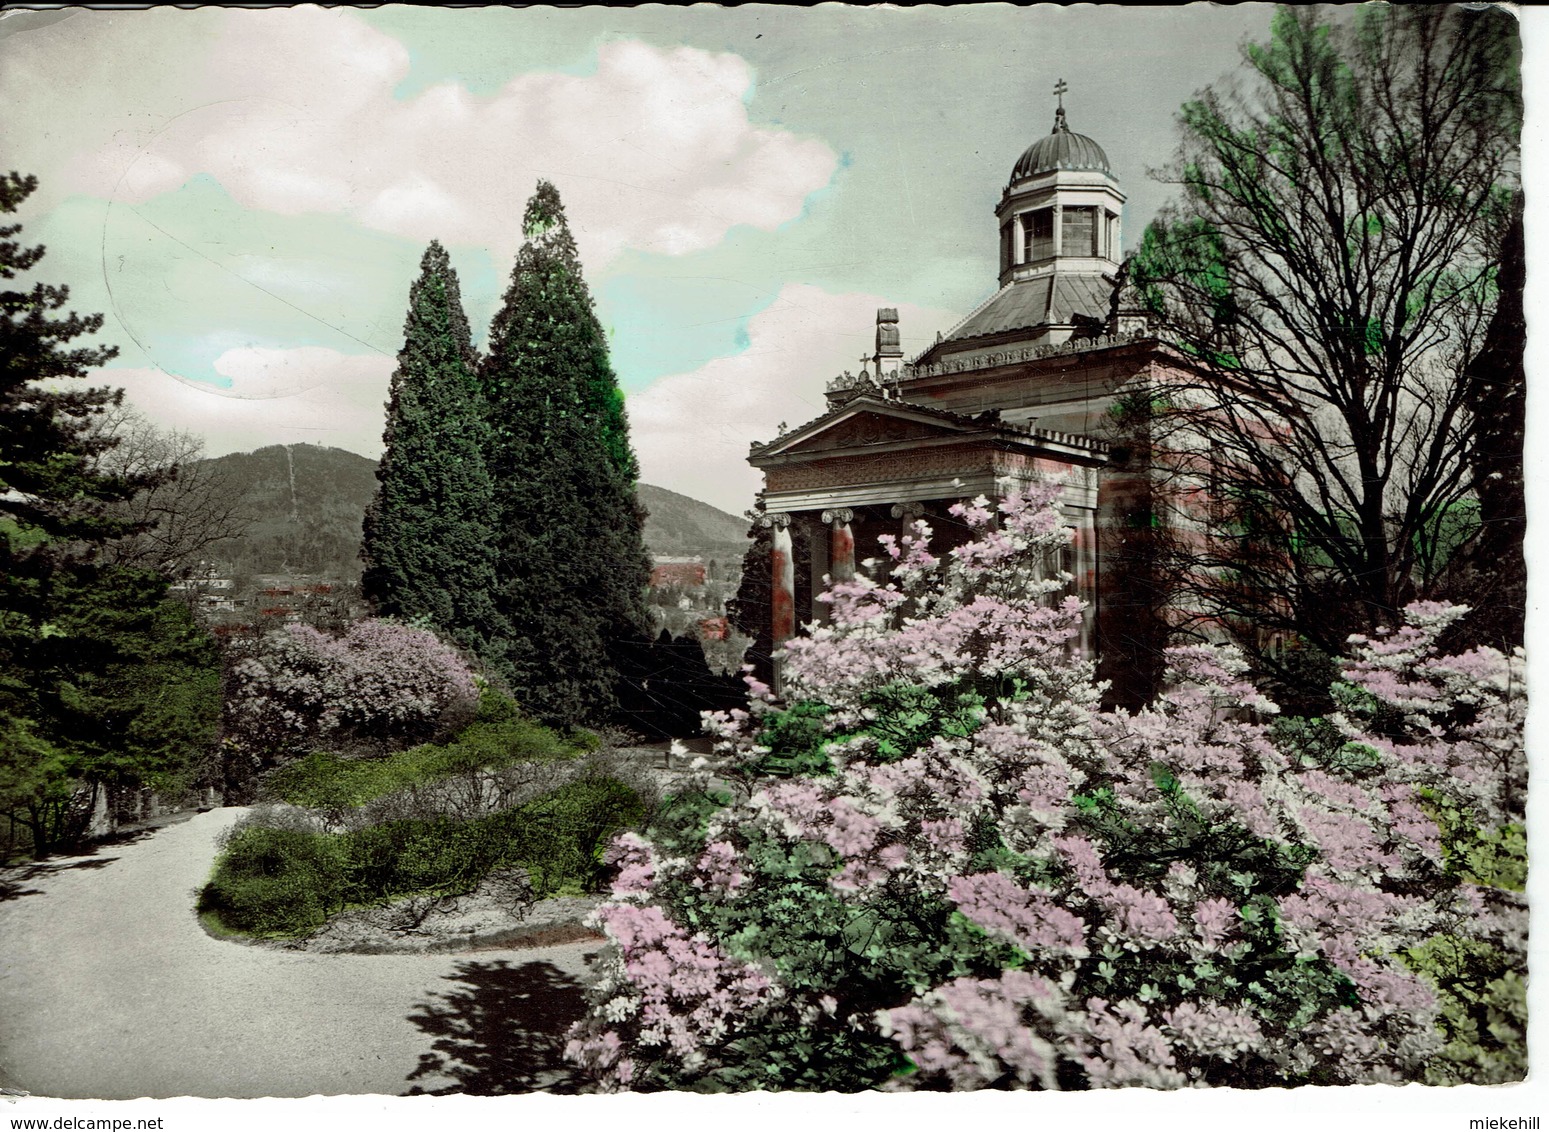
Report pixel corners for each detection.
[1075,509,1097,659]
[823,508,856,583]
[760,510,795,653]
[891,501,926,540]
[809,517,831,626]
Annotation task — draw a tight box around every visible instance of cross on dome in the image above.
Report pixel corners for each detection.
[1009,77,1112,181]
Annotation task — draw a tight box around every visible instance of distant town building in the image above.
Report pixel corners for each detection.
[650,558,708,588]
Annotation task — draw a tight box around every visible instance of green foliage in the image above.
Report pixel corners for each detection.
[362,241,503,658]
[1131,215,1235,327]
[479,181,652,726]
[1415,499,1482,578]
[201,772,645,937]
[1403,935,1526,1085]
[859,684,986,763]
[753,701,834,777]
[0,715,68,824]
[1,173,225,856]
[198,825,347,935]
[1271,715,1382,777]
[648,785,736,849]
[0,517,47,549]
[264,717,587,810]
[752,686,988,779]
[1420,787,1526,892]
[642,809,1017,1092]
[0,172,139,548]
[3,561,221,855]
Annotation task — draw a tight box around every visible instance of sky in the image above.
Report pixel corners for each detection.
[0,4,1532,517]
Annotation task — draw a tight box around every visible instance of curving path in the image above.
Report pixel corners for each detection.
[0,809,598,1099]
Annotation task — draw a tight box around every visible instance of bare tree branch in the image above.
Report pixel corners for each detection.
[1127,5,1520,686]
[87,405,253,577]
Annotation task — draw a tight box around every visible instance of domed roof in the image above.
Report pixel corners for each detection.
[1011,116,1113,182]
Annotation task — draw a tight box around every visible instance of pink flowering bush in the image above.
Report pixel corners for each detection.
[228,618,480,761]
[565,480,1525,1091]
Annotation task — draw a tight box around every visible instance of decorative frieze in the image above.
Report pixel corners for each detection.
[886,329,1149,384]
[765,448,997,494]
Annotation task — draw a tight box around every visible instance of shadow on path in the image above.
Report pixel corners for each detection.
[0,845,144,903]
[404,958,591,1095]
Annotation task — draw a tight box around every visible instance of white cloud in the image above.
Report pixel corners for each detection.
[24,9,836,266]
[103,346,395,459]
[629,284,957,515]
[100,290,960,519]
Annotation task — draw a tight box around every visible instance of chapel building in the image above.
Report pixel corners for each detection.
[746,95,1195,707]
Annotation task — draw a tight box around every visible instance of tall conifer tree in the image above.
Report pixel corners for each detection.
[362,241,501,656]
[480,182,650,723]
[2,172,219,854]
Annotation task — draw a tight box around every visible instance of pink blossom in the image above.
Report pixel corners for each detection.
[1218,780,1279,839]
[1100,883,1180,946]
[228,617,477,756]
[1298,770,1372,811]
[920,817,967,855]
[1380,784,1442,859]
[833,860,889,891]
[564,504,1523,1093]
[1073,998,1185,1089]
[1295,807,1398,873]
[882,970,1070,1090]
[948,872,1088,956]
[608,832,657,896]
[758,780,831,841]
[1278,875,1415,960]
[1192,897,1237,952]
[823,797,882,858]
[1052,835,1110,892]
[1333,957,1437,1015]
[1163,1002,1264,1059]
[694,840,746,895]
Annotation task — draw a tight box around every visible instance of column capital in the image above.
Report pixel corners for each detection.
[821,507,854,526]
[890,501,926,520]
[758,511,792,530]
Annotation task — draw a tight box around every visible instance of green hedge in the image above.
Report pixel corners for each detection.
[199,773,645,936]
[197,826,347,935]
[264,707,595,810]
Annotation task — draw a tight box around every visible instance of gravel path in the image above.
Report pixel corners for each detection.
[0,808,600,1099]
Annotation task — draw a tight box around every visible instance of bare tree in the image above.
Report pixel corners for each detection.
[1129,5,1521,691]
[88,405,251,578]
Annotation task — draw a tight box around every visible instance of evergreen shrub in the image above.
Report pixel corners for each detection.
[200,773,646,937]
[198,825,345,935]
[264,715,589,810]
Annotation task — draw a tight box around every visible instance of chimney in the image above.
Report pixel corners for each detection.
[873,308,903,380]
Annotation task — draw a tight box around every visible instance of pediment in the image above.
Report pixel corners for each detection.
[750,393,1106,473]
[780,408,954,454]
